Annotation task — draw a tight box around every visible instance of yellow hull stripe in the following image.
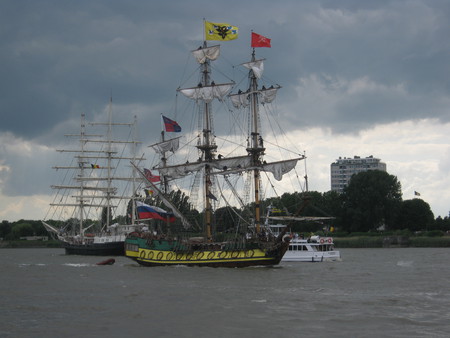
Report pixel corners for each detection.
[126,248,271,264]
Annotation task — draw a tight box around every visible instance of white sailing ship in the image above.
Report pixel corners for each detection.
[42,100,144,255]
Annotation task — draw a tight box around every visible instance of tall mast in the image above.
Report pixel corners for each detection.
[246,49,265,233]
[198,40,216,241]
[79,113,87,237]
[159,115,170,194]
[106,97,113,228]
[177,42,234,240]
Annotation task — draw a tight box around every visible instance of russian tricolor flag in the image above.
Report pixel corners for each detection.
[136,201,176,222]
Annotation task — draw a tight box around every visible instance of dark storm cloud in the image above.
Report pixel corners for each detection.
[2,0,449,141]
[1,0,450,204]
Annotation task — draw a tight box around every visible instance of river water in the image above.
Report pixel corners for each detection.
[1,248,449,338]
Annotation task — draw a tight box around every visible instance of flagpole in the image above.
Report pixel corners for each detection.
[203,18,206,42]
[160,114,165,142]
[159,114,168,194]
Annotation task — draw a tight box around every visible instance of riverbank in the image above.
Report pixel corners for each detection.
[334,236,450,248]
[2,236,450,249]
[0,240,62,249]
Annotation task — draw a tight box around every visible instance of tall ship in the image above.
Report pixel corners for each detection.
[125,25,305,267]
[42,100,144,255]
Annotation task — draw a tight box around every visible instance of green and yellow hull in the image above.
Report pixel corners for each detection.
[125,235,289,268]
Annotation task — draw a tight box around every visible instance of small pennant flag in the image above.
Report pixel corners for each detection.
[205,21,238,41]
[414,191,421,196]
[91,164,100,169]
[251,32,271,48]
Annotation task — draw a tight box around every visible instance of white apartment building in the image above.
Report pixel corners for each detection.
[330,155,387,193]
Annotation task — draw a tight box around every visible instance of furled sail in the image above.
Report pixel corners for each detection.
[230,91,250,108]
[157,155,252,179]
[260,158,300,181]
[213,157,303,181]
[191,45,220,64]
[229,86,280,109]
[260,87,278,103]
[242,59,264,79]
[150,137,181,155]
[178,83,234,103]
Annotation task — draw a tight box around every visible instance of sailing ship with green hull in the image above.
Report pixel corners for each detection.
[125,26,304,267]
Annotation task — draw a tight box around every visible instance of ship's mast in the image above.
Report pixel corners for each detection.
[79,113,87,238]
[197,41,217,241]
[176,41,234,239]
[246,49,265,233]
[159,118,170,194]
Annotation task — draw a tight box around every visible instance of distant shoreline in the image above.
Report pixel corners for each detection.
[0,240,62,249]
[1,236,450,249]
[334,235,450,248]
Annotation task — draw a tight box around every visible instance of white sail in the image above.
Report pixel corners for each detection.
[178,83,233,103]
[260,87,279,103]
[150,137,181,155]
[261,158,300,181]
[230,91,250,108]
[191,45,220,64]
[212,157,303,181]
[229,87,279,109]
[242,59,265,79]
[157,155,252,179]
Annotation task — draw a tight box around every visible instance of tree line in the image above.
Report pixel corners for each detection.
[263,170,448,234]
[1,170,449,240]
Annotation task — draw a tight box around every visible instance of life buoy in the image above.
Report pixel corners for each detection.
[245,250,254,258]
[327,238,332,243]
[320,238,324,244]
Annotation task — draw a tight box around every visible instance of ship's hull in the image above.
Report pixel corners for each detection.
[125,236,289,267]
[62,241,124,256]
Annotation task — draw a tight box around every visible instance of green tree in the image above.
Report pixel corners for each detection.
[396,199,434,231]
[213,206,241,232]
[0,221,12,238]
[10,223,34,239]
[435,216,450,232]
[342,170,402,232]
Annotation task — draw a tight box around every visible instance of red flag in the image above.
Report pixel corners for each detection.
[162,115,181,132]
[251,32,271,48]
[144,168,160,183]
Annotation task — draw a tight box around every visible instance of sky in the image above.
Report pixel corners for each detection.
[1,0,450,222]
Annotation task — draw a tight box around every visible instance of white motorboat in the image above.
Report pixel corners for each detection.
[268,224,341,262]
